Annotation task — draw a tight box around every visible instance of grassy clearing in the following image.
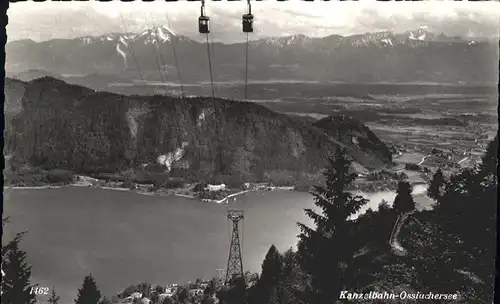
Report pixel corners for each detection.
[393,153,426,165]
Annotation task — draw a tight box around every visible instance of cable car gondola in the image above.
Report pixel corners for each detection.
[199,0,210,34]
[242,14,253,33]
[241,0,254,99]
[199,15,210,34]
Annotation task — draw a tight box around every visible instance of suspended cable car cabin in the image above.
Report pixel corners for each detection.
[242,14,254,33]
[199,16,210,34]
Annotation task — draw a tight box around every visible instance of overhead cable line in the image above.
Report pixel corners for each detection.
[198,0,223,175]
[244,33,250,100]
[198,0,216,102]
[165,12,185,98]
[150,16,169,87]
[119,13,144,81]
[242,0,254,191]
[242,0,254,100]
[146,20,166,86]
[205,33,216,101]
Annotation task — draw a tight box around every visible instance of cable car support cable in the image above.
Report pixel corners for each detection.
[147,19,166,88]
[199,0,223,174]
[165,12,185,98]
[244,33,249,100]
[243,0,253,100]
[242,0,254,201]
[198,0,216,102]
[150,16,169,87]
[119,13,145,81]
[205,33,216,102]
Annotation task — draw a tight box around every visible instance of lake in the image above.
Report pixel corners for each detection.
[2,185,433,303]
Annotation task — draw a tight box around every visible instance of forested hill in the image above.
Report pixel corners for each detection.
[7,77,392,182]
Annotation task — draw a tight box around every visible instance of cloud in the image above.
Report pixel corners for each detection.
[7,0,500,43]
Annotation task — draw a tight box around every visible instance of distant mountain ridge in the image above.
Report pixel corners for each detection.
[6,77,392,183]
[6,27,498,85]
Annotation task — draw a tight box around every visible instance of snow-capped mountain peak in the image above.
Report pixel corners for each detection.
[405,26,432,41]
[253,34,313,48]
[138,25,176,44]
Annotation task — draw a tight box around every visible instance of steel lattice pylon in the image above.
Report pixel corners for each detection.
[225,210,244,285]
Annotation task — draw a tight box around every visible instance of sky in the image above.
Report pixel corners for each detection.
[7,0,500,43]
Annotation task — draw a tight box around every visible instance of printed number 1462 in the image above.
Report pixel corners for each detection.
[30,287,49,295]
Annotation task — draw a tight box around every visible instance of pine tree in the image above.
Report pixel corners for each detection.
[378,199,391,212]
[1,231,37,304]
[175,286,190,304]
[428,169,445,201]
[202,279,217,304]
[74,274,102,304]
[137,282,151,298]
[253,245,284,304]
[478,135,497,177]
[278,249,307,304]
[47,287,60,304]
[151,285,166,304]
[297,149,368,304]
[217,276,246,304]
[393,181,416,214]
[150,293,159,304]
[161,297,174,304]
[426,140,498,303]
[99,297,112,304]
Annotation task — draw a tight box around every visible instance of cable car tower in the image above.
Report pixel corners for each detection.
[222,8,255,286]
[225,210,244,285]
[221,6,255,285]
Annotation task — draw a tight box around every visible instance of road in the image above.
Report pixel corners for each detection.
[417,155,431,166]
[389,211,414,256]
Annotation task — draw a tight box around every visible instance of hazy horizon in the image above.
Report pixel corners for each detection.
[8,0,500,43]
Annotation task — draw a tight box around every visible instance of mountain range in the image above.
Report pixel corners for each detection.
[7,27,499,85]
[5,77,392,185]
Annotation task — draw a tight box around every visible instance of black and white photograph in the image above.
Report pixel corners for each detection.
[2,0,498,303]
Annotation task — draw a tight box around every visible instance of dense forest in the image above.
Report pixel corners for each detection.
[2,136,496,304]
[5,77,392,187]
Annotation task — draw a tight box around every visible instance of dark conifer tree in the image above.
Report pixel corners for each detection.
[150,293,159,304]
[137,282,151,299]
[428,169,445,201]
[277,249,307,304]
[478,135,497,179]
[217,276,246,304]
[1,230,37,304]
[74,274,102,304]
[150,285,166,304]
[297,149,368,304]
[201,279,217,304]
[175,286,190,304]
[427,137,498,302]
[99,297,112,304]
[393,181,416,214]
[161,297,174,304]
[253,245,284,304]
[47,287,60,304]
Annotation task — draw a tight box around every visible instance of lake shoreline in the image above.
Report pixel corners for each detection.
[4,181,428,196]
[4,169,430,202]
[3,177,299,203]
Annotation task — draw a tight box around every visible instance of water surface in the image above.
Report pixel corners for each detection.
[3,185,433,303]
[3,188,312,303]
